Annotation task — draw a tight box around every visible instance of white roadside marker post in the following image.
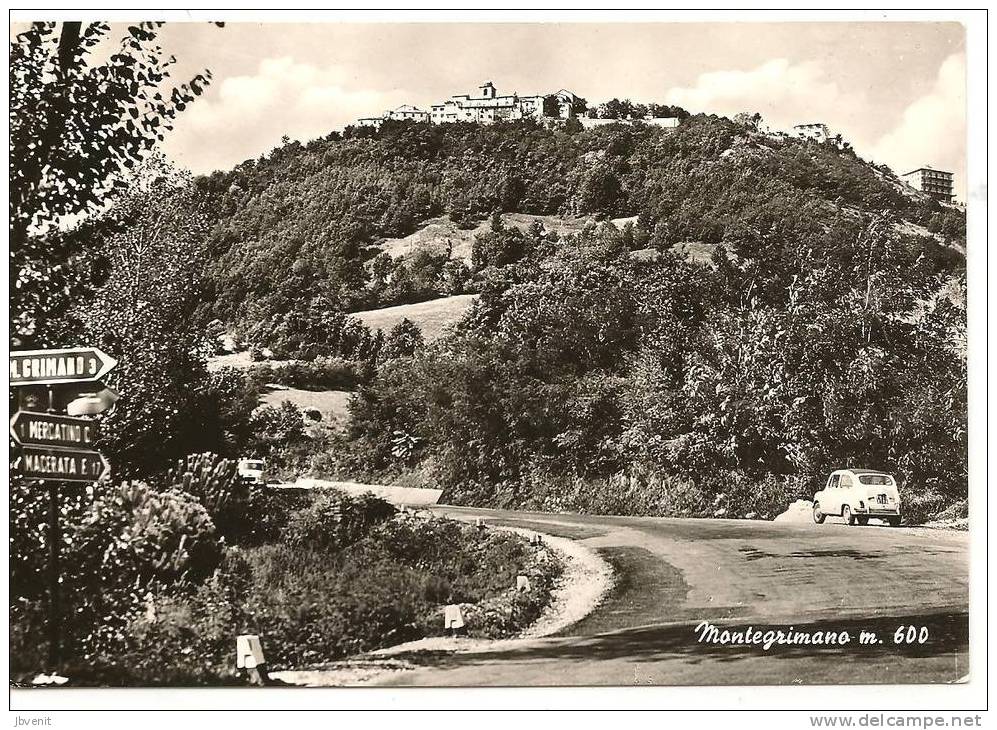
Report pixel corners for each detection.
[516,575,532,592]
[236,634,270,686]
[444,604,465,638]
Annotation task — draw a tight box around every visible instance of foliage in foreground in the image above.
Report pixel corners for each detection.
[10,484,559,686]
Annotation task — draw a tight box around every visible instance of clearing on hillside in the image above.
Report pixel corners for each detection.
[350,294,478,341]
[378,213,638,263]
[260,386,353,424]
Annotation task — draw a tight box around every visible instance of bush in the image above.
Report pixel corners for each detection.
[162,452,248,539]
[31,482,225,669]
[509,466,804,521]
[283,489,396,552]
[69,482,224,593]
[80,550,255,686]
[12,510,564,683]
[361,516,542,604]
[249,357,363,391]
[239,486,314,546]
[239,545,429,664]
[901,489,953,525]
[249,401,306,453]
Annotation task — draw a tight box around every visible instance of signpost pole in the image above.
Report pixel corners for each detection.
[9,346,120,677]
[47,480,61,671]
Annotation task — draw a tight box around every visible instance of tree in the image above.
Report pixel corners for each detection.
[733,112,763,132]
[10,22,216,346]
[380,318,425,361]
[75,161,219,476]
[249,401,306,456]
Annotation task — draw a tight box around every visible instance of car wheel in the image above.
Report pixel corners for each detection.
[887,516,902,527]
[842,505,855,525]
[813,502,826,524]
[857,516,869,526]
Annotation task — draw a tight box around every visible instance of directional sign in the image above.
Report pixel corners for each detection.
[66,385,120,416]
[9,347,117,386]
[15,381,118,414]
[10,411,99,449]
[16,446,110,483]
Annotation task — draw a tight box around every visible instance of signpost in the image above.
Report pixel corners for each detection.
[9,347,119,673]
[16,445,111,482]
[15,381,119,415]
[9,347,117,386]
[10,411,100,449]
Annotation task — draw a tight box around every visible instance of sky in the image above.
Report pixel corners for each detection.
[132,22,965,198]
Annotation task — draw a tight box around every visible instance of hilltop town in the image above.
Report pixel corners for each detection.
[355,81,956,204]
[356,81,682,130]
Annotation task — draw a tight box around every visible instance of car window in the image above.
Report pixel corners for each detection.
[859,474,892,485]
[839,474,853,488]
[828,475,840,489]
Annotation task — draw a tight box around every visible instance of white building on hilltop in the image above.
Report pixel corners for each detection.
[431,81,548,124]
[357,104,430,130]
[793,122,832,143]
[358,82,582,128]
[901,165,955,203]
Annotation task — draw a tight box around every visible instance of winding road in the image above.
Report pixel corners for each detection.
[373,506,969,686]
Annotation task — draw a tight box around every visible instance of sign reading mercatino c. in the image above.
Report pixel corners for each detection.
[9,347,117,386]
[9,411,100,449]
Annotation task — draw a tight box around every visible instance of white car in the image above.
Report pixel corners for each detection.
[812,469,902,526]
[238,458,266,486]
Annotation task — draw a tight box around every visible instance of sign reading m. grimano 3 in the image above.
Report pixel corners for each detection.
[9,347,117,386]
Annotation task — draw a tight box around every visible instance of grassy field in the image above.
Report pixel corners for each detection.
[378,212,639,263]
[350,294,478,342]
[261,386,353,424]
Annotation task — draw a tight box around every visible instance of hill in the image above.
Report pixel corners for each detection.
[181,113,965,521]
[192,115,963,348]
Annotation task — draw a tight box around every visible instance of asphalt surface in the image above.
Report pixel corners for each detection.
[374,507,969,686]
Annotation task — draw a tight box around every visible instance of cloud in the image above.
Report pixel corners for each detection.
[664,58,849,129]
[162,56,406,173]
[870,54,965,194]
[665,54,966,199]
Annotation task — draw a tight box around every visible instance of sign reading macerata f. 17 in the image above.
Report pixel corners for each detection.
[9,347,117,386]
[10,411,100,449]
[16,445,110,483]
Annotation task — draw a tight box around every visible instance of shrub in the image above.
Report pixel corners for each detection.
[239,545,428,665]
[283,489,396,552]
[55,482,224,664]
[13,511,563,682]
[249,401,306,453]
[163,452,248,539]
[82,550,254,686]
[239,486,314,546]
[901,489,953,525]
[250,357,363,391]
[362,516,541,604]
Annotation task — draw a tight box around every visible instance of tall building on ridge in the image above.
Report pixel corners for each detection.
[901,165,955,203]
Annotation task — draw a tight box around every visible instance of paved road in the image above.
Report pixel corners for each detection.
[374,507,969,686]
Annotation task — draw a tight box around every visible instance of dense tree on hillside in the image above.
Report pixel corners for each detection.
[74,167,222,475]
[345,217,965,516]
